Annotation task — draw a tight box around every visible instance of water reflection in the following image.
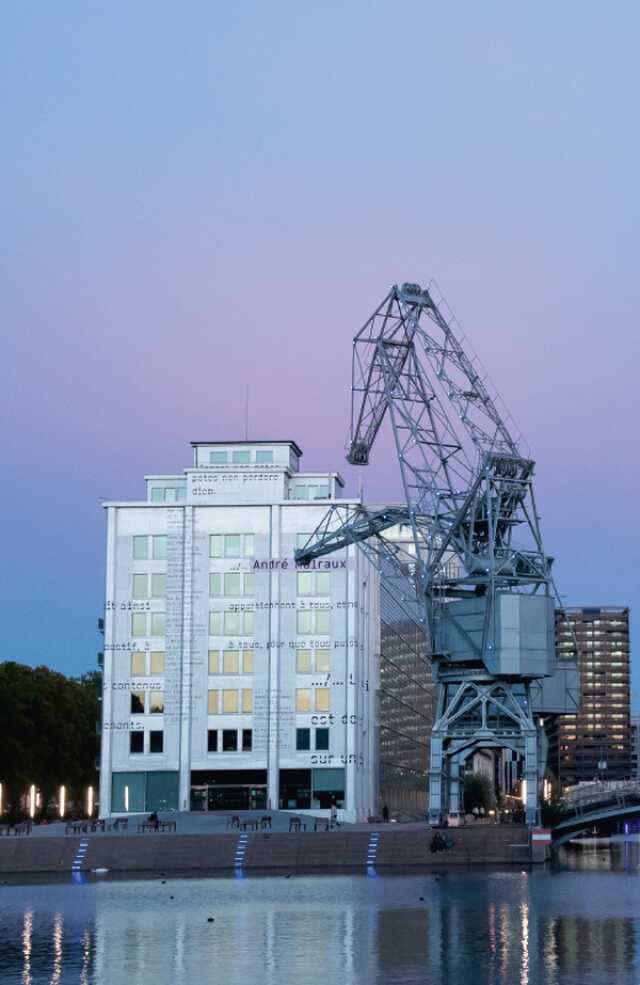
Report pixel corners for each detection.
[0,858,638,985]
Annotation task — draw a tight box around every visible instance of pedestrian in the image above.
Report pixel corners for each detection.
[382,805,390,823]
[330,802,338,829]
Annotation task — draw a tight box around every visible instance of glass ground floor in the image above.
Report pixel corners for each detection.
[189,767,346,812]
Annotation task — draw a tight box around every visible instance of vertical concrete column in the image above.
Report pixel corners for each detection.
[99,507,117,818]
[428,734,443,825]
[179,506,194,811]
[344,544,356,822]
[266,506,280,810]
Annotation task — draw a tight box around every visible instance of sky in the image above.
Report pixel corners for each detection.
[1,2,638,704]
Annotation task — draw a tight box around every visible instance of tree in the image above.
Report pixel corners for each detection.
[0,662,99,820]
[463,772,495,814]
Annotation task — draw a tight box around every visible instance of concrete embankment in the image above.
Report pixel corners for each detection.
[0,825,533,877]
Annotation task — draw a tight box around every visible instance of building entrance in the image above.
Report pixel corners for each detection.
[190,769,268,812]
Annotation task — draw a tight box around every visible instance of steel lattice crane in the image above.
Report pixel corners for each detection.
[296,281,561,825]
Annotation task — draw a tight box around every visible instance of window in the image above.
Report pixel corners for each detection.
[232,450,251,464]
[243,651,254,674]
[151,613,165,636]
[210,534,254,558]
[131,691,145,714]
[315,728,329,750]
[131,651,146,676]
[133,536,148,560]
[222,730,238,752]
[208,729,218,752]
[242,729,252,751]
[150,651,165,675]
[132,613,147,637]
[210,612,222,635]
[130,731,144,754]
[133,574,148,598]
[292,486,308,500]
[296,610,330,634]
[208,689,219,714]
[208,651,219,674]
[223,610,254,635]
[151,488,164,503]
[149,731,163,754]
[256,450,273,463]
[223,650,240,674]
[296,533,312,549]
[296,649,312,673]
[296,648,330,674]
[149,691,164,714]
[209,572,254,597]
[151,574,166,598]
[296,728,311,751]
[315,689,330,712]
[296,689,312,712]
[210,451,228,464]
[242,689,252,713]
[152,535,167,560]
[223,690,239,713]
[297,572,330,596]
[316,648,330,673]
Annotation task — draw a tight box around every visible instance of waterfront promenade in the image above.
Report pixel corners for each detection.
[0,812,532,877]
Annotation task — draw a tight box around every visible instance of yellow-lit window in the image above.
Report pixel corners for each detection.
[243,651,253,674]
[296,649,312,672]
[315,688,330,712]
[223,650,240,674]
[208,651,219,674]
[223,690,239,713]
[131,651,146,676]
[315,648,330,673]
[242,689,252,713]
[296,689,312,712]
[150,651,165,675]
[208,689,219,714]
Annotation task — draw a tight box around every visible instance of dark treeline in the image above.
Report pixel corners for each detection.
[0,661,99,820]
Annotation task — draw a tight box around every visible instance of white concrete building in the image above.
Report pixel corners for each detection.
[99,440,379,822]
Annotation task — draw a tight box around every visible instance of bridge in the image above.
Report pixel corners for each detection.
[551,781,640,849]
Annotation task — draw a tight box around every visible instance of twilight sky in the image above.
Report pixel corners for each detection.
[1,2,638,704]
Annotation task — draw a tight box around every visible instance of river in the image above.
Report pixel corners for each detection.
[1,845,639,985]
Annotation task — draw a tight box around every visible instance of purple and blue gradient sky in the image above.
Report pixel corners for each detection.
[1,3,638,704]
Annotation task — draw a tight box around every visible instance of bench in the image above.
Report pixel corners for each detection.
[259,816,272,830]
[289,818,306,832]
[158,820,176,832]
[227,815,241,829]
[314,818,330,832]
[240,819,258,831]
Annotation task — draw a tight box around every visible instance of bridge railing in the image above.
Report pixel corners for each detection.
[560,780,640,816]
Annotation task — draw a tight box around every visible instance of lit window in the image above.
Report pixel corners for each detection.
[315,688,330,712]
[223,650,239,674]
[132,613,147,637]
[151,613,165,636]
[242,689,252,712]
[150,651,164,675]
[316,648,330,673]
[210,451,227,464]
[208,651,219,674]
[296,649,312,673]
[133,574,148,599]
[131,691,145,714]
[223,690,239,713]
[152,535,167,560]
[243,651,253,674]
[131,651,146,676]
[208,689,219,714]
[149,691,164,714]
[133,536,148,560]
[256,450,273,463]
[232,450,251,464]
[151,574,166,598]
[296,688,312,712]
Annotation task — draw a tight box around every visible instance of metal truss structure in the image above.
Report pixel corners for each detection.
[296,281,565,825]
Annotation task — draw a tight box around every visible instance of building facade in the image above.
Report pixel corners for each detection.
[549,607,631,787]
[99,441,379,822]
